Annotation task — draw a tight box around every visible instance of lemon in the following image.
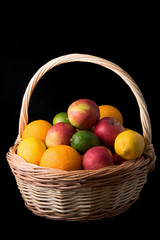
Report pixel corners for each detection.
[114,130,145,160]
[17,137,46,165]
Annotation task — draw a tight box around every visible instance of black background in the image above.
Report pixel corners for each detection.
[1,10,159,238]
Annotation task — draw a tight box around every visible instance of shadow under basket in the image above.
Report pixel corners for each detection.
[6,54,156,221]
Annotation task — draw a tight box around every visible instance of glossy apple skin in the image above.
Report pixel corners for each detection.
[67,99,100,130]
[82,146,114,170]
[94,117,125,151]
[112,152,126,165]
[45,122,76,148]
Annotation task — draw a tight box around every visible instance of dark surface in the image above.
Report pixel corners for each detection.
[1,18,159,237]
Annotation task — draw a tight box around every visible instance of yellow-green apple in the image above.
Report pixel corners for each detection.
[94,117,125,151]
[82,146,114,170]
[45,122,76,148]
[67,99,100,130]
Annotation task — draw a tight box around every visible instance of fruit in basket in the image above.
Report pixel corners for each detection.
[45,122,76,148]
[82,146,114,170]
[99,105,123,124]
[112,152,126,165]
[53,112,70,125]
[40,145,82,171]
[68,99,100,129]
[17,137,46,165]
[70,130,100,154]
[94,117,125,150]
[114,130,145,160]
[22,120,52,143]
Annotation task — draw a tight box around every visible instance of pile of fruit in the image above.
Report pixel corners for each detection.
[17,99,145,171]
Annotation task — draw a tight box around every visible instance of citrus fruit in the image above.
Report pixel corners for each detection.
[40,145,82,171]
[17,137,46,165]
[114,130,145,160]
[22,120,52,142]
[53,112,70,125]
[70,130,100,154]
[99,105,123,124]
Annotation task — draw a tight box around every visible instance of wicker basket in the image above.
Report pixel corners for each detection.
[6,54,156,221]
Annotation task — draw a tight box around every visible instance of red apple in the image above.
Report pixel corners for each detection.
[82,146,114,170]
[94,117,125,151]
[45,122,76,148]
[67,99,100,130]
[112,152,126,165]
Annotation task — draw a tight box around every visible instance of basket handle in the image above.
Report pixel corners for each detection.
[17,53,152,146]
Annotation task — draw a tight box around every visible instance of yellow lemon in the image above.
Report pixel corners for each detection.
[114,130,145,160]
[17,137,46,165]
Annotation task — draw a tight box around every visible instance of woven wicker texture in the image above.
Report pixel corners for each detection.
[6,54,156,221]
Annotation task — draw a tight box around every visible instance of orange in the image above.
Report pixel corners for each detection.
[17,137,46,165]
[99,105,123,124]
[40,145,82,171]
[22,120,52,143]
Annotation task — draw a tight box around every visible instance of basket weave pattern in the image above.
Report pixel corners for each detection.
[7,54,156,221]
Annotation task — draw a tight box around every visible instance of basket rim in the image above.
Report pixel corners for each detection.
[7,143,155,181]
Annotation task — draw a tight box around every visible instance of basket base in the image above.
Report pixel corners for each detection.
[7,144,154,222]
[14,171,147,222]
[24,198,138,222]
